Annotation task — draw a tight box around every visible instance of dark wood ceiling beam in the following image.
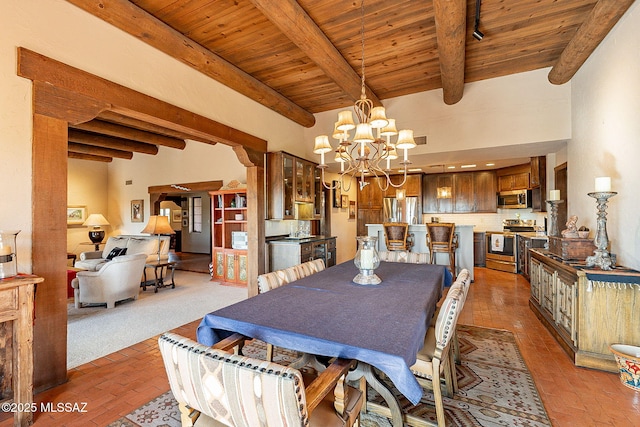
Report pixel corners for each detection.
[71,119,186,149]
[68,141,133,159]
[548,0,635,85]
[65,0,315,128]
[68,151,112,162]
[433,0,466,105]
[249,0,382,106]
[18,48,267,152]
[68,129,159,155]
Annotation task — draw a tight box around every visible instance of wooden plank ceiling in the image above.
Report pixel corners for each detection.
[65,0,635,161]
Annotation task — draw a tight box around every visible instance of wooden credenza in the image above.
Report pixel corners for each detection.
[0,274,43,427]
[529,249,640,372]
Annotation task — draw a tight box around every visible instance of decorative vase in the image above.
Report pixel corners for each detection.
[353,236,381,285]
[0,230,20,279]
[610,344,640,391]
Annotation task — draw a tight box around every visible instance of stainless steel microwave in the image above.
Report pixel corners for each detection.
[497,189,532,209]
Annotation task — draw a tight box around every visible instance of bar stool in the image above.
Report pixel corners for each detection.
[383,222,413,251]
[426,222,458,277]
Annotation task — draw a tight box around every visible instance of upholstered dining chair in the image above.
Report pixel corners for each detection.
[410,286,465,427]
[378,250,429,264]
[383,222,414,251]
[159,332,363,427]
[426,222,458,278]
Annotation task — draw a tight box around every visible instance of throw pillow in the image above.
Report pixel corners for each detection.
[106,247,127,260]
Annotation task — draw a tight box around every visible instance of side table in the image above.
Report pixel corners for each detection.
[142,261,176,293]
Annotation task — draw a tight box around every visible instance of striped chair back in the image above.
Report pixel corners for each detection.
[159,333,310,426]
[257,267,299,294]
[378,250,429,264]
[294,258,326,278]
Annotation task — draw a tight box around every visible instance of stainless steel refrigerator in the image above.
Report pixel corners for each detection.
[383,197,419,224]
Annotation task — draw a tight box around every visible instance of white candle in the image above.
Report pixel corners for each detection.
[549,190,560,201]
[595,177,611,192]
[0,245,12,256]
[360,248,374,269]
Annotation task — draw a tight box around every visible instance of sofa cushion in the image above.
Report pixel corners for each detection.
[126,238,158,256]
[102,236,130,258]
[105,247,127,260]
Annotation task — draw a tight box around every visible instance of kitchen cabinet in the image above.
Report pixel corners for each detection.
[529,249,640,373]
[517,234,547,280]
[358,176,384,209]
[422,174,453,213]
[269,237,337,271]
[423,171,496,214]
[210,189,248,286]
[497,163,530,192]
[453,173,474,212]
[473,171,497,212]
[530,156,547,212]
[357,208,382,236]
[267,151,318,219]
[473,232,486,266]
[384,174,422,198]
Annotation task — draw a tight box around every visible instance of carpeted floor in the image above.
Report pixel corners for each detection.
[107,325,551,427]
[67,270,246,369]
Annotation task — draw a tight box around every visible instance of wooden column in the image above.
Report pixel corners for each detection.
[0,275,43,427]
[246,165,265,297]
[32,114,68,391]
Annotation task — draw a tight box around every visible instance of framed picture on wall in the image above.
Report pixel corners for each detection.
[332,180,341,208]
[341,194,349,209]
[66,205,86,225]
[172,210,182,222]
[349,201,356,219]
[131,199,144,223]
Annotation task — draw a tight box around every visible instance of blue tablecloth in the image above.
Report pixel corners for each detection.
[197,260,448,405]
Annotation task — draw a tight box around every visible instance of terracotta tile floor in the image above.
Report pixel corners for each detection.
[2,267,639,426]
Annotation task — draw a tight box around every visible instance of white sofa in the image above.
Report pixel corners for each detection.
[75,234,171,271]
[71,253,147,308]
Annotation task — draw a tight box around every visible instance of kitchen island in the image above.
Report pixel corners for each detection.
[366,224,474,281]
[268,235,336,271]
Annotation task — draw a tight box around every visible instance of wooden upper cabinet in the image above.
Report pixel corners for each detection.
[474,171,497,212]
[423,171,496,213]
[453,173,474,212]
[358,177,384,209]
[267,151,317,219]
[496,163,531,192]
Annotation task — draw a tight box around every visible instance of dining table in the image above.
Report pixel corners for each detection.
[197,259,451,426]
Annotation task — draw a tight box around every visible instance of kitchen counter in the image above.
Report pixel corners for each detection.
[366,224,474,281]
[268,236,337,271]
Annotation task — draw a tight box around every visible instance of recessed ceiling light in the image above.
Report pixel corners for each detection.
[460,164,477,169]
[447,166,456,169]
[486,163,495,166]
[407,168,422,172]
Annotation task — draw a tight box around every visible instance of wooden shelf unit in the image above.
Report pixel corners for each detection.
[210,189,248,286]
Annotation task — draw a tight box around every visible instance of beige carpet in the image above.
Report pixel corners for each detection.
[67,270,246,369]
[107,325,551,427]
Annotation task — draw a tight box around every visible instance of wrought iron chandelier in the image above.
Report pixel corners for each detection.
[314,0,416,192]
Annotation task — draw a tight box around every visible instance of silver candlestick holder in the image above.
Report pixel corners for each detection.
[546,200,564,237]
[585,191,617,270]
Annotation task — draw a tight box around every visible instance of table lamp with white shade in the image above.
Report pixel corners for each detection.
[141,215,175,262]
[83,214,110,251]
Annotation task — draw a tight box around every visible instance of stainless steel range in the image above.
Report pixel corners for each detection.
[485,219,537,273]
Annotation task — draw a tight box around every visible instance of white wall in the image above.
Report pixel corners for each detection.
[570,1,640,269]
[305,68,571,163]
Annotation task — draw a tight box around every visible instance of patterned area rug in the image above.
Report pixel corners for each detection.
[107,325,550,427]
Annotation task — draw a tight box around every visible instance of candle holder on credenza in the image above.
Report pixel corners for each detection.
[546,199,564,237]
[353,236,381,285]
[585,191,617,270]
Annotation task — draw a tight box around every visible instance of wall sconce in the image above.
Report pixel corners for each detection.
[437,187,452,199]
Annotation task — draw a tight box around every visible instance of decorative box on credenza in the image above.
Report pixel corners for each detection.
[548,236,596,261]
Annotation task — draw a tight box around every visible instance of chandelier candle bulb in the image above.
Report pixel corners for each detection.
[549,190,560,201]
[595,177,611,192]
